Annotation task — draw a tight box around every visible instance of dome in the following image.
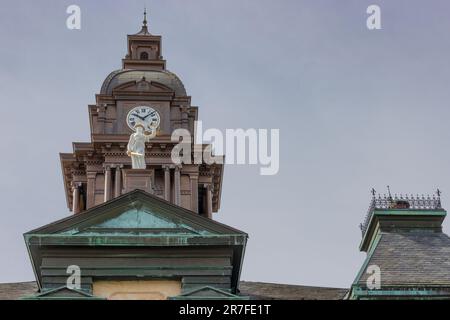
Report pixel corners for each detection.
[100,69,187,96]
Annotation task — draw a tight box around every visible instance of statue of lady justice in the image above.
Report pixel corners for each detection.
[126,123,157,169]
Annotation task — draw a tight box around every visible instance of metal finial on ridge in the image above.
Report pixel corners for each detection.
[361,187,444,236]
[387,185,392,200]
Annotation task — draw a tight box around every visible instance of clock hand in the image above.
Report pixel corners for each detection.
[131,113,145,121]
[142,113,154,120]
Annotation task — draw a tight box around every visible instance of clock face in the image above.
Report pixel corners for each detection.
[126,106,161,132]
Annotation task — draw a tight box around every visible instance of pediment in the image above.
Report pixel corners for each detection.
[63,207,205,236]
[24,190,247,294]
[171,286,248,300]
[26,190,246,238]
[23,286,102,300]
[112,79,174,94]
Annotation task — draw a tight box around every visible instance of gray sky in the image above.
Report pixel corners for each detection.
[1,0,450,288]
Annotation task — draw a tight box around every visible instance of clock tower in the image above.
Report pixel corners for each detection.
[25,12,246,300]
[60,12,223,218]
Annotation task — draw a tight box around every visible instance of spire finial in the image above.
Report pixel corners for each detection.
[143,7,147,27]
[135,7,150,35]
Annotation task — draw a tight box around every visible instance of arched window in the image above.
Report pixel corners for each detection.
[140,52,149,60]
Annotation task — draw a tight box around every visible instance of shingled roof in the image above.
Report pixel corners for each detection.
[0,281,37,300]
[0,281,347,300]
[357,231,450,287]
[351,191,450,299]
[239,281,348,300]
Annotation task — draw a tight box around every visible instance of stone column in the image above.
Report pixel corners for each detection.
[72,183,81,214]
[97,104,107,132]
[174,165,181,206]
[180,106,189,129]
[104,165,112,202]
[86,172,97,209]
[190,174,199,213]
[163,165,171,201]
[114,165,122,198]
[205,184,213,219]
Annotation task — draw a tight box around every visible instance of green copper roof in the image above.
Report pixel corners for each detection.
[24,190,248,291]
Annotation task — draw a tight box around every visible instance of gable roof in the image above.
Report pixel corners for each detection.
[24,190,247,290]
[25,189,246,239]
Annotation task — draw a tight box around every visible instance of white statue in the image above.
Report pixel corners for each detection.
[127,124,157,169]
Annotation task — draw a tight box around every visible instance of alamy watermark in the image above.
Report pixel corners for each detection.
[367,5,381,30]
[66,265,81,290]
[66,5,382,31]
[66,5,81,30]
[171,121,280,176]
[366,264,381,290]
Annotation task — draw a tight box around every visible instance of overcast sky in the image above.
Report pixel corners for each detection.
[1,0,450,288]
